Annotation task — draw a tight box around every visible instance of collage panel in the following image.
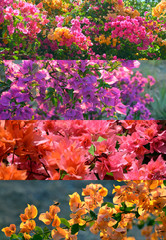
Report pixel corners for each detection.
[0,120,165,180]
[0,0,166,239]
[0,60,166,120]
[0,0,165,60]
[0,180,166,240]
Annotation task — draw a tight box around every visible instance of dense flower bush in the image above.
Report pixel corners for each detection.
[2,181,166,239]
[0,0,49,59]
[0,0,166,59]
[0,60,155,120]
[0,120,165,180]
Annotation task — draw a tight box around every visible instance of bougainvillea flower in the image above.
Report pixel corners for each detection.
[20,220,36,233]
[51,227,69,240]
[1,224,16,237]
[39,205,60,225]
[20,204,38,222]
[0,163,27,180]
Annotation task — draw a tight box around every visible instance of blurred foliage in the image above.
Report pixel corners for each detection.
[0,64,5,81]
[124,0,161,16]
[136,61,166,119]
[147,82,166,120]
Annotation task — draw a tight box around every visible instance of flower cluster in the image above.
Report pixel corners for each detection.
[111,62,155,119]
[47,18,92,51]
[0,60,155,120]
[3,1,49,36]
[77,0,166,59]
[39,0,69,16]
[103,16,156,51]
[0,0,166,59]
[0,120,165,180]
[152,0,166,18]
[0,0,13,24]
[0,0,49,58]
[2,181,166,239]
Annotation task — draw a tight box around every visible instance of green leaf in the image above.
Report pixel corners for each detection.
[137,220,145,229]
[112,222,119,229]
[79,224,86,231]
[97,136,107,142]
[32,234,43,240]
[88,221,95,227]
[89,144,95,156]
[34,226,43,235]
[10,234,19,240]
[17,233,24,238]
[113,212,121,222]
[120,202,127,211]
[13,55,19,60]
[26,44,32,53]
[43,226,50,236]
[60,170,68,180]
[46,87,55,93]
[10,233,24,240]
[135,209,140,218]
[45,91,54,100]
[52,97,58,107]
[71,223,79,235]
[102,82,112,89]
[90,210,97,220]
[13,51,19,54]
[66,89,74,100]
[101,107,106,112]
[163,180,166,186]
[106,172,113,177]
[115,141,120,149]
[57,94,63,104]
[60,218,70,229]
[147,218,155,226]
[101,202,115,208]
[96,71,101,78]
[125,206,135,212]
[119,202,135,213]
[163,206,166,216]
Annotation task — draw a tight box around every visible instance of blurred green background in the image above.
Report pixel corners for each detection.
[134,60,166,120]
[123,0,160,16]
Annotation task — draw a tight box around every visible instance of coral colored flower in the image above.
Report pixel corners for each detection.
[20,204,38,222]
[52,215,61,227]
[39,205,60,225]
[51,227,69,240]
[0,163,27,180]
[1,224,16,237]
[70,208,87,225]
[39,211,53,225]
[20,220,36,233]
[98,187,108,197]
[82,184,108,210]
[69,192,82,212]
[23,233,32,240]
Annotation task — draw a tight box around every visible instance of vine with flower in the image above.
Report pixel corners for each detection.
[2,181,166,239]
[0,60,155,120]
